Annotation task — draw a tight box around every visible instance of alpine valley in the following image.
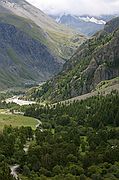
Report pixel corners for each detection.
[27,17,119,102]
[0,0,85,89]
[0,1,119,180]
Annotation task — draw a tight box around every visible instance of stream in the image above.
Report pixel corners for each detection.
[10,118,42,179]
[10,165,20,180]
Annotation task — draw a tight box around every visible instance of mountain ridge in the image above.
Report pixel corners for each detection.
[50,14,117,36]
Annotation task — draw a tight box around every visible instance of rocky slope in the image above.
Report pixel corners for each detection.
[27,17,119,102]
[0,0,85,59]
[0,0,86,89]
[0,22,62,89]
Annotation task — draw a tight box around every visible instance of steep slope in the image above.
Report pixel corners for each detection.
[0,0,85,59]
[0,22,62,89]
[27,17,119,102]
[0,0,86,89]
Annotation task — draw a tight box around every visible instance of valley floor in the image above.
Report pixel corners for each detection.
[0,114,39,131]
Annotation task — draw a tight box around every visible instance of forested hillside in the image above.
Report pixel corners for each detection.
[0,91,119,179]
[29,17,119,103]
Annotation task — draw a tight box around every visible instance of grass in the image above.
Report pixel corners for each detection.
[0,114,38,131]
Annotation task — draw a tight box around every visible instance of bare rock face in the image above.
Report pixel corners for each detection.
[67,26,119,97]
[93,65,111,86]
[82,58,98,78]
[91,29,119,87]
[81,30,119,94]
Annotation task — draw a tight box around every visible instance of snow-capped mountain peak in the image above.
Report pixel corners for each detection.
[50,14,115,36]
[79,16,106,25]
[55,14,106,25]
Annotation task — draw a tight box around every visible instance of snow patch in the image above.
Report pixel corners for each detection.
[55,14,106,25]
[79,16,106,25]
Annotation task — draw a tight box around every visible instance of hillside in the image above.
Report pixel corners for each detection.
[0,22,63,89]
[27,17,119,102]
[0,0,85,59]
[0,0,86,89]
[59,77,119,104]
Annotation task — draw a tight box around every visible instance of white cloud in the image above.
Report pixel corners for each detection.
[26,0,119,15]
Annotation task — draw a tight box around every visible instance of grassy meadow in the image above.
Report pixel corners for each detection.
[0,113,38,131]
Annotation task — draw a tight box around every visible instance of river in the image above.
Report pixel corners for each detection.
[6,96,36,106]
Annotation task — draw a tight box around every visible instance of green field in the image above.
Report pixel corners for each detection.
[0,114,38,131]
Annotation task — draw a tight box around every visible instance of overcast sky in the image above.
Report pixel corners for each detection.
[26,0,119,16]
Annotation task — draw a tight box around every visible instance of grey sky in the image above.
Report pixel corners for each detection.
[26,0,119,15]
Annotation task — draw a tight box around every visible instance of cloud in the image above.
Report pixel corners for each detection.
[26,0,119,15]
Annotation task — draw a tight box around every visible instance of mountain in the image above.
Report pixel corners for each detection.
[0,0,86,89]
[0,22,63,89]
[27,17,119,102]
[0,0,85,59]
[50,14,116,36]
